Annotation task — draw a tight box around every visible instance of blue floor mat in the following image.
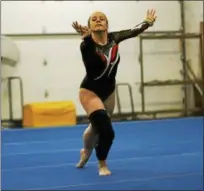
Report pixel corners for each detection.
[1,117,203,190]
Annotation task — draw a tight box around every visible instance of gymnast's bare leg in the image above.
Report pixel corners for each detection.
[76,88,115,176]
[76,91,115,171]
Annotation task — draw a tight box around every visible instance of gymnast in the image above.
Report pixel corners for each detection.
[72,9,157,176]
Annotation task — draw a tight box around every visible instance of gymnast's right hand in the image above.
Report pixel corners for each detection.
[72,21,90,39]
[144,9,157,26]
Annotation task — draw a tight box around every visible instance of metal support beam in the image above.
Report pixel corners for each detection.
[115,83,135,118]
[142,80,203,87]
[2,31,185,40]
[139,37,145,112]
[180,70,203,98]
[2,30,182,38]
[140,33,201,40]
[138,1,203,117]
[77,107,202,124]
[2,32,80,39]
[1,77,24,128]
[139,33,202,115]
[142,30,181,34]
[186,60,203,91]
[200,22,204,109]
[179,0,188,116]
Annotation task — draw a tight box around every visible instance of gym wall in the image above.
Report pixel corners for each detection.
[1,1,203,119]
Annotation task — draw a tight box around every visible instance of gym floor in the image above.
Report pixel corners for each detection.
[2,117,203,190]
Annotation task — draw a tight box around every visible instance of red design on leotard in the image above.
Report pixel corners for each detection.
[110,45,118,63]
[96,52,107,64]
[96,44,119,65]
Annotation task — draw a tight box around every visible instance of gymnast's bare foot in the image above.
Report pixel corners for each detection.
[98,160,111,176]
[76,148,91,168]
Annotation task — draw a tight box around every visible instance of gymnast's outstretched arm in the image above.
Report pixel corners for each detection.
[110,22,149,43]
[110,9,157,43]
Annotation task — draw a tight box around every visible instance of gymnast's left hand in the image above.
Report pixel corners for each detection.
[72,21,90,39]
[145,9,157,26]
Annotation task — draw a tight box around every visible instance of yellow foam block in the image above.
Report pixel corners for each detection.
[23,101,76,128]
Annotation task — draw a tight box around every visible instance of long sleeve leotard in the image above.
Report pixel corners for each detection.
[80,22,149,101]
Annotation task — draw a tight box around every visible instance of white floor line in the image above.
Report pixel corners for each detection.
[25,172,203,190]
[2,152,201,172]
[2,140,200,157]
[3,138,80,146]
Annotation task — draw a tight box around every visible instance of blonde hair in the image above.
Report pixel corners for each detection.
[87,12,108,28]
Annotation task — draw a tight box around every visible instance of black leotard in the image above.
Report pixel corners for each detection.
[80,22,150,101]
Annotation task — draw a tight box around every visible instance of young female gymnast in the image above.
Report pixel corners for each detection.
[72,9,157,176]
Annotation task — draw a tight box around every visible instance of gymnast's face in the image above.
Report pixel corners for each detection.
[89,12,108,32]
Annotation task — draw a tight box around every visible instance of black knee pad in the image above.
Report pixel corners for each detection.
[89,109,115,141]
[89,109,115,160]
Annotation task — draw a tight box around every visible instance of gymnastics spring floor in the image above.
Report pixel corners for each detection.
[2,117,203,190]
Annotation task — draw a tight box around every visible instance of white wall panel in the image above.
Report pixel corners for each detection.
[2,1,181,34]
[1,1,45,34]
[1,1,201,118]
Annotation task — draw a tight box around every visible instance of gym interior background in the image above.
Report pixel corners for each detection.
[1,1,203,190]
[1,1,204,128]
